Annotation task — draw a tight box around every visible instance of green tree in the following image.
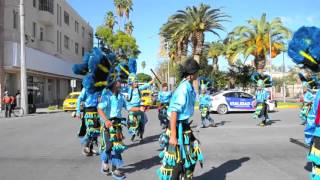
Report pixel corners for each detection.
[105,11,117,30]
[207,41,225,73]
[136,73,152,82]
[228,13,291,72]
[95,27,140,58]
[227,63,255,90]
[160,4,229,63]
[125,21,134,35]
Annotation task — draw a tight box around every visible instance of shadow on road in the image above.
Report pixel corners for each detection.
[267,119,281,125]
[194,157,250,180]
[215,120,231,127]
[126,134,160,149]
[124,155,161,173]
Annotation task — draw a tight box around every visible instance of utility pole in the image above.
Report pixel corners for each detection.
[20,0,28,114]
[282,51,286,102]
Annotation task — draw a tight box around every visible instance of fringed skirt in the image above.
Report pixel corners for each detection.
[100,118,127,168]
[127,111,145,136]
[80,107,100,145]
[300,103,311,123]
[157,121,204,180]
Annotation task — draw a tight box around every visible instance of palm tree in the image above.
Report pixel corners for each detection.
[207,41,225,72]
[124,0,133,21]
[114,0,126,30]
[170,4,229,62]
[141,60,146,73]
[105,11,117,30]
[228,13,291,72]
[125,21,134,35]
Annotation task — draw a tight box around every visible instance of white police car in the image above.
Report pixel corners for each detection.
[210,90,276,114]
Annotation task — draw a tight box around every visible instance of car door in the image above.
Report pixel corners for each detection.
[224,92,241,111]
[238,92,255,111]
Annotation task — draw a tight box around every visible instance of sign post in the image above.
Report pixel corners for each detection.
[70,79,76,92]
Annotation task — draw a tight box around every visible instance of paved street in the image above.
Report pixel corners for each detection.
[0,109,308,180]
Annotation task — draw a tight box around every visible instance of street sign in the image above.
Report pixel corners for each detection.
[71,79,76,88]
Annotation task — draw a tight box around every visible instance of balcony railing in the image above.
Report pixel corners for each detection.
[39,0,54,14]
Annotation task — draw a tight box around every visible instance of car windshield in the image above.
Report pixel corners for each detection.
[67,94,79,99]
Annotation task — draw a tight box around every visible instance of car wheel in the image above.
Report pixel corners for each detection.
[217,104,228,115]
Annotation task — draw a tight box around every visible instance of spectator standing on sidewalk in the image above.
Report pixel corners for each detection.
[2,91,13,118]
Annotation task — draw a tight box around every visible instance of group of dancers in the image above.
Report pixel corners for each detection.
[71,46,208,180]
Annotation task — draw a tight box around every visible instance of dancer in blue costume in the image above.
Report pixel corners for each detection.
[76,88,101,156]
[158,83,172,129]
[251,72,272,127]
[287,26,320,180]
[126,73,154,142]
[157,58,204,180]
[300,81,314,125]
[98,79,128,179]
[198,84,215,128]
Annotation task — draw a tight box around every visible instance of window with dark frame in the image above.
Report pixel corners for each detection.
[40,27,44,41]
[82,47,85,56]
[64,35,69,49]
[75,21,79,33]
[64,11,69,25]
[75,42,79,54]
[13,10,18,29]
[32,22,37,38]
[39,0,54,14]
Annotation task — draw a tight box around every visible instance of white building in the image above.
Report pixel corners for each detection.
[0,0,93,107]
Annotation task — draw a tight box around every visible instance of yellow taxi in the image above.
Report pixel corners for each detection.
[141,90,153,107]
[63,91,81,111]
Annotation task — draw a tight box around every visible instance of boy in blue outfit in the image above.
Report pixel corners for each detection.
[300,82,314,125]
[198,84,215,128]
[157,83,172,128]
[98,80,127,179]
[76,88,101,156]
[157,58,204,180]
[254,80,270,126]
[126,73,154,142]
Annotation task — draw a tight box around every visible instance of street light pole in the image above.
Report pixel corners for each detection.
[282,51,286,102]
[20,0,28,114]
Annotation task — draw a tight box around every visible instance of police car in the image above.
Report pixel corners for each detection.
[210,90,276,114]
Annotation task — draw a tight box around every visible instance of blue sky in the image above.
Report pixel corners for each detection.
[67,0,320,73]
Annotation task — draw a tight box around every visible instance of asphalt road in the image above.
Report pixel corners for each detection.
[0,109,308,180]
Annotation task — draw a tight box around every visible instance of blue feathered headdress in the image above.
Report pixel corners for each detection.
[72,47,138,93]
[288,26,320,72]
[251,72,273,88]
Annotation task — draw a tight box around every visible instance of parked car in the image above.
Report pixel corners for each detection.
[210,90,276,114]
[63,92,81,111]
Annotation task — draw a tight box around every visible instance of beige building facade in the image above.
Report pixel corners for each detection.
[0,0,93,107]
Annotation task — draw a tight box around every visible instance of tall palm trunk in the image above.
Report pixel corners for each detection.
[212,57,219,72]
[192,31,204,63]
[254,54,266,73]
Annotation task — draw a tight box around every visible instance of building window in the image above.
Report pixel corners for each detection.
[33,0,37,8]
[64,35,69,49]
[81,26,85,38]
[40,27,44,41]
[13,10,18,29]
[75,21,79,33]
[64,11,69,25]
[82,47,85,56]
[56,4,59,25]
[56,30,59,51]
[32,22,37,38]
[75,42,79,54]
[39,0,54,14]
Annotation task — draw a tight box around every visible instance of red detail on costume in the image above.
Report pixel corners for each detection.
[315,102,320,125]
